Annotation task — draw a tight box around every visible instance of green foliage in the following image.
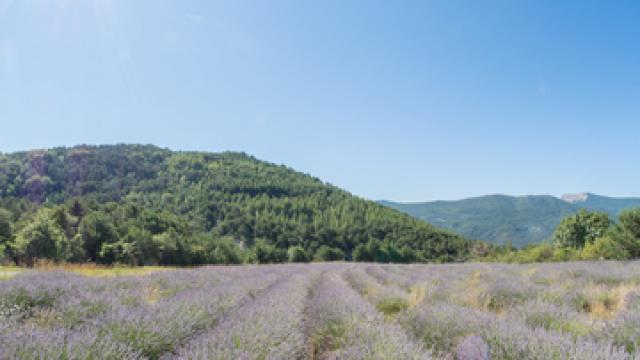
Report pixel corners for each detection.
[80,210,118,262]
[152,229,186,265]
[0,208,12,244]
[99,240,137,265]
[110,324,173,359]
[252,239,287,264]
[610,208,640,257]
[0,145,472,265]
[352,241,374,262]
[488,243,552,263]
[313,245,345,262]
[581,236,630,260]
[353,238,418,263]
[376,297,409,315]
[0,208,12,262]
[287,245,308,263]
[554,209,612,248]
[204,236,244,265]
[551,246,580,262]
[486,287,529,312]
[11,208,80,264]
[0,287,61,313]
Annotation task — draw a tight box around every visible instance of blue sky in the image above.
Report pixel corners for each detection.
[1,1,638,201]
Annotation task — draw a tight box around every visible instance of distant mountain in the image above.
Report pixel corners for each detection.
[564,193,640,216]
[379,193,640,247]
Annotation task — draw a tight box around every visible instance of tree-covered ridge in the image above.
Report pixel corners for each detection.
[0,144,473,265]
[381,194,640,247]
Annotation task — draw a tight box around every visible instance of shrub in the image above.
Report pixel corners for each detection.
[483,283,532,312]
[581,236,630,260]
[11,209,74,265]
[207,236,244,264]
[313,246,345,262]
[287,246,308,263]
[376,297,409,315]
[252,239,287,264]
[551,246,580,261]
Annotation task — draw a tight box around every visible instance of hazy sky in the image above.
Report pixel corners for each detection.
[1,1,639,201]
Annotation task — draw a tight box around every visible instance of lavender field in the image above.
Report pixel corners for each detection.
[2,262,640,359]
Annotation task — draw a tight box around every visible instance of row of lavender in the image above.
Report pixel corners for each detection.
[351,261,640,359]
[2,262,640,359]
[0,266,295,359]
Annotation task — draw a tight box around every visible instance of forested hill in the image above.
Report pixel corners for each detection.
[0,144,474,265]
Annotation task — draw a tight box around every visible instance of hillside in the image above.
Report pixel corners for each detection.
[380,193,640,247]
[0,144,471,265]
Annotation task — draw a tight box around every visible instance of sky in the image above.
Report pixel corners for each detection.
[0,0,639,202]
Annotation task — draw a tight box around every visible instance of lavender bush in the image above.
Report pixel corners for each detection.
[3,261,640,359]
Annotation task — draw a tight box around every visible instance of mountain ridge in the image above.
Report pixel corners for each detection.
[379,193,640,247]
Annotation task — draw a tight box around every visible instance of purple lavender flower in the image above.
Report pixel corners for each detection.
[1,261,640,359]
[456,335,489,360]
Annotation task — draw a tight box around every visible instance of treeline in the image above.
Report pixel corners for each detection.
[485,208,640,263]
[0,145,473,265]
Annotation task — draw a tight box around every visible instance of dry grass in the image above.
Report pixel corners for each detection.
[408,285,427,307]
[2,261,173,279]
[458,270,486,309]
[0,266,24,280]
[64,266,171,277]
[583,284,636,319]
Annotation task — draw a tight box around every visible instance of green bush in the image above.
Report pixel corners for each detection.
[207,236,244,265]
[376,297,409,315]
[11,209,76,265]
[352,239,411,263]
[287,246,308,262]
[581,236,629,260]
[313,246,345,262]
[252,239,287,264]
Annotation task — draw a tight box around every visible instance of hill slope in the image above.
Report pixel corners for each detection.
[568,193,640,215]
[0,144,471,264]
[380,193,640,247]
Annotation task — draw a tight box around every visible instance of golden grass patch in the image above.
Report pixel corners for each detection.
[522,267,539,276]
[69,266,171,277]
[456,270,488,310]
[3,261,173,278]
[0,266,24,280]
[583,284,637,319]
[408,285,428,307]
